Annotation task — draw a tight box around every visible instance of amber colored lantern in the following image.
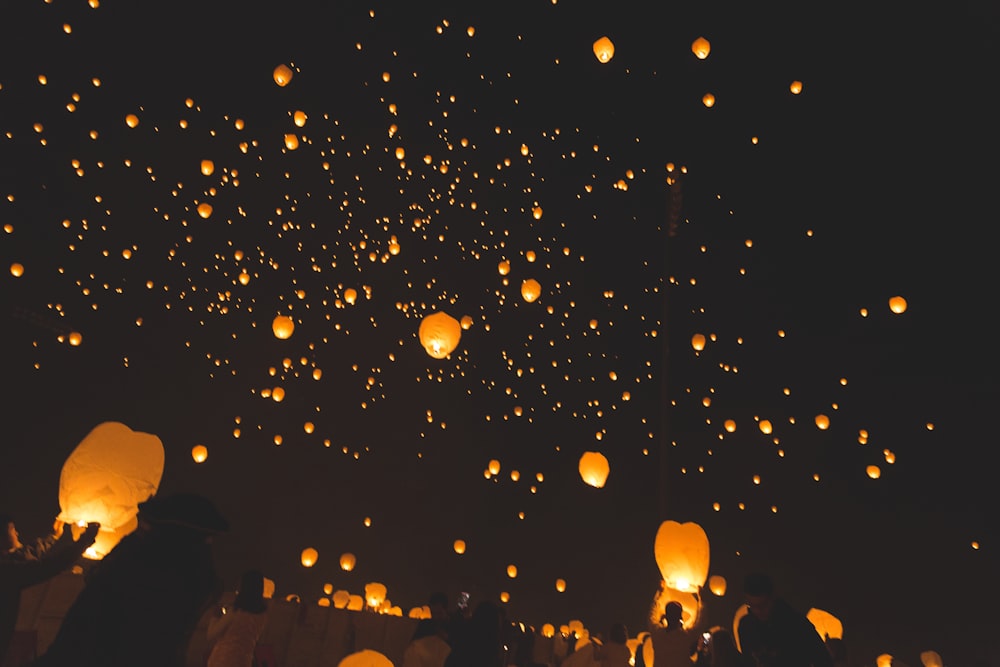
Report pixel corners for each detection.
[691,333,706,351]
[654,520,710,593]
[191,445,208,463]
[338,650,394,667]
[889,295,908,313]
[866,465,881,479]
[806,608,843,641]
[418,311,462,359]
[340,552,357,571]
[521,279,542,303]
[814,414,830,430]
[691,37,711,59]
[555,578,567,592]
[702,93,716,107]
[333,590,351,609]
[593,36,615,63]
[920,651,943,667]
[453,539,466,554]
[708,575,727,596]
[347,594,364,611]
[263,578,275,599]
[365,582,388,609]
[541,623,555,638]
[301,547,319,567]
[200,160,215,176]
[876,655,893,667]
[272,315,295,339]
[58,421,165,559]
[790,80,803,94]
[578,451,610,488]
[273,64,293,86]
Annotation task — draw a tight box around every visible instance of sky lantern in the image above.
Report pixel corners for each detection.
[340,552,357,571]
[532,206,543,220]
[541,624,555,638]
[506,564,518,578]
[702,93,716,107]
[578,451,610,488]
[124,113,139,128]
[460,315,473,330]
[758,420,773,435]
[301,547,318,567]
[920,651,943,667]
[708,575,727,596]
[273,64,293,86]
[521,279,542,303]
[418,311,462,359]
[555,578,567,592]
[498,260,510,275]
[592,36,615,63]
[889,295,908,313]
[653,520,710,594]
[332,590,351,609]
[10,262,25,277]
[453,539,466,554]
[347,595,364,611]
[293,110,307,126]
[263,578,275,599]
[876,655,893,667]
[815,414,830,430]
[790,80,803,94]
[200,160,214,176]
[691,333,706,351]
[365,582,387,609]
[866,465,881,479]
[806,608,843,641]
[58,421,165,559]
[272,315,295,339]
[691,36,711,59]
[338,650,394,667]
[197,203,213,219]
[67,332,83,346]
[488,459,501,475]
[344,288,358,304]
[723,420,736,433]
[284,133,299,150]
[191,445,208,463]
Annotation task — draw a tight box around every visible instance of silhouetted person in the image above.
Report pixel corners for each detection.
[443,599,505,667]
[703,628,753,667]
[403,615,451,667]
[648,601,698,667]
[1,517,98,663]
[596,623,631,667]
[33,493,229,667]
[736,573,833,667]
[206,569,269,667]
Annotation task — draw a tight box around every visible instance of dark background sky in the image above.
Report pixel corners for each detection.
[2,1,998,665]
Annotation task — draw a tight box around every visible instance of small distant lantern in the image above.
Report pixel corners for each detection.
[273,64,293,86]
[498,260,511,275]
[499,591,510,603]
[506,564,518,578]
[532,206,543,220]
[653,520,710,593]
[866,465,882,479]
[284,134,299,150]
[888,295,907,313]
[301,548,318,567]
[723,420,736,433]
[340,552,357,571]
[758,420,773,435]
[453,539,466,554]
[344,288,358,304]
[124,114,139,128]
[541,623,555,638]
[488,459,501,475]
[419,311,462,359]
[460,315,473,330]
[365,582,387,609]
[333,590,351,608]
[555,578,567,592]
[197,203,213,219]
[593,36,615,63]
[708,575,727,596]
[702,93,716,108]
[691,333,706,351]
[790,80,803,94]
[272,315,295,339]
[691,37,711,60]
[200,160,214,176]
[191,445,208,463]
[10,263,24,277]
[521,279,542,303]
[578,451,610,488]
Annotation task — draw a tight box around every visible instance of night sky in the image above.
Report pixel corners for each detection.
[2,1,998,665]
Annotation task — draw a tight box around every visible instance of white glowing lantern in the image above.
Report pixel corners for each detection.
[653,520,710,593]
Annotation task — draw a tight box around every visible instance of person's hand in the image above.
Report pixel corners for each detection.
[51,519,65,540]
[80,522,100,545]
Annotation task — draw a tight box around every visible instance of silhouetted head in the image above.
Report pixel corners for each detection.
[743,573,776,621]
[234,569,267,613]
[609,623,628,644]
[664,601,683,627]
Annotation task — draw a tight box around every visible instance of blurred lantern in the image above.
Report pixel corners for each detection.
[191,445,208,463]
[301,548,318,567]
[691,333,706,351]
[418,311,462,359]
[702,93,716,107]
[197,203,212,219]
[200,160,214,176]
[866,465,881,479]
[521,279,542,303]
[498,260,511,275]
[365,582,388,609]
[889,296,908,313]
[578,451,610,488]
[806,608,843,642]
[758,420,773,435]
[273,64,293,86]
[57,421,165,559]
[488,459,501,475]
[815,414,830,430]
[344,288,358,304]
[790,80,803,94]
[592,36,615,63]
[340,552,357,571]
[318,598,331,607]
[272,315,295,339]
[655,586,701,629]
[920,651,943,667]
[323,583,334,595]
[691,37,711,59]
[724,420,736,433]
[10,263,24,277]
[506,564,518,578]
[67,332,83,346]
[532,206,543,220]
[555,578,567,592]
[333,590,351,609]
[460,315,473,330]
[347,595,364,611]
[453,539,466,554]
[708,575,727,596]
[263,578,275,599]
[284,134,299,150]
[125,114,139,128]
[541,624,555,638]
[653,520,710,593]
[499,592,510,603]
[876,655,893,667]
[408,607,424,619]
[337,650,393,667]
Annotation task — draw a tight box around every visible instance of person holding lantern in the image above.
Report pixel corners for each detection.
[737,573,833,667]
[1,516,99,665]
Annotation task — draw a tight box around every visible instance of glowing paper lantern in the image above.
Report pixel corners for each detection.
[498,260,511,275]
[344,288,358,304]
[272,315,295,339]
[541,624,555,638]
[708,575,727,596]
[488,459,501,475]
[876,655,893,667]
[653,520,710,593]
[333,590,351,608]
[521,279,542,303]
[124,114,139,128]
[758,420,773,435]
[301,548,319,567]
[889,296,908,313]
[655,586,701,629]
[920,651,943,667]
[578,451,610,488]
[593,36,615,63]
[347,595,364,611]
[790,80,803,94]
[10,263,25,277]
[866,465,882,479]
[200,160,214,176]
[337,650,393,667]
[273,64,293,87]
[555,578,567,592]
[418,311,462,359]
[815,414,830,430]
[723,420,736,433]
[691,333,706,351]
[453,539,466,554]
[57,421,165,559]
[263,578,275,599]
[365,582,387,609]
[197,203,213,219]
[702,93,716,108]
[691,37,711,59]
[340,552,357,571]
[806,608,843,641]
[507,564,518,578]
[191,445,208,463]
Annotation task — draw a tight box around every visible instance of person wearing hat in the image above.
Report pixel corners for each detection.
[32,493,229,667]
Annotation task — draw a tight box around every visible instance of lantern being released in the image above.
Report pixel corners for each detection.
[418,311,462,359]
[653,520,710,593]
[57,421,165,559]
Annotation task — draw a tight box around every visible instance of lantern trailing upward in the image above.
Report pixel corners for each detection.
[593,36,615,63]
[58,421,165,559]
[691,37,711,59]
[653,520,710,593]
[418,311,462,359]
[578,451,610,488]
